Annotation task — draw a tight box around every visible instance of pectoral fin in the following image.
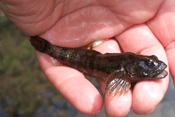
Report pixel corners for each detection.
[105,71,131,96]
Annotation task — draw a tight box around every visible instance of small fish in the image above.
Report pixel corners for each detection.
[30,36,168,96]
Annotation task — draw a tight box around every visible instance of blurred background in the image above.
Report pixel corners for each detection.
[0,10,175,117]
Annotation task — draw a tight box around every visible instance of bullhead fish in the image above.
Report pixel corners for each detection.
[30,36,168,96]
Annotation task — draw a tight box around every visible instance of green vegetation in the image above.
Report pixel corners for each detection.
[0,11,64,116]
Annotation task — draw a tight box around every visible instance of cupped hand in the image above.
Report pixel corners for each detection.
[1,0,174,116]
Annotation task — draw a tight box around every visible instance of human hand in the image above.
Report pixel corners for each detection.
[1,0,174,116]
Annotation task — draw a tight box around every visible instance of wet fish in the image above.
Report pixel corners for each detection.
[30,36,168,96]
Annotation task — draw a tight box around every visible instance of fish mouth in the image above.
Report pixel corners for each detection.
[155,70,168,79]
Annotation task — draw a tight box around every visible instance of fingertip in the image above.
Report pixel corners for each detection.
[166,44,175,85]
[132,78,169,114]
[104,91,132,117]
[88,93,104,115]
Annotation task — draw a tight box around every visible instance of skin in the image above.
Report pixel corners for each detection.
[0,0,174,116]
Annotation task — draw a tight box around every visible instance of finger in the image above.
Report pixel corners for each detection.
[104,91,132,116]
[116,24,169,114]
[93,39,132,116]
[35,51,103,115]
[147,0,175,84]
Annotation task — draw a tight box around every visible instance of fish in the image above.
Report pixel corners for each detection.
[30,36,168,96]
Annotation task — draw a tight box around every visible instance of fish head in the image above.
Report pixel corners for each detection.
[126,55,168,81]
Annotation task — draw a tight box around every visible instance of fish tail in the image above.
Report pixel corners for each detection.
[30,36,48,52]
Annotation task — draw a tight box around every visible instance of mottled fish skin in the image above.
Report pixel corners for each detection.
[30,36,168,96]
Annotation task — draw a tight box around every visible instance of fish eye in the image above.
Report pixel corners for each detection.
[146,59,158,67]
[148,61,153,66]
[144,59,153,66]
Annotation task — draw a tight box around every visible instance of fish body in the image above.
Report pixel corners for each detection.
[30,36,168,95]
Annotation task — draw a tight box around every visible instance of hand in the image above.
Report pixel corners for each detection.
[1,0,174,116]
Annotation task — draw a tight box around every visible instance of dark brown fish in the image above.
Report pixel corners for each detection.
[30,36,168,96]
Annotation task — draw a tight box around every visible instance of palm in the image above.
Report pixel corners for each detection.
[1,0,174,116]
